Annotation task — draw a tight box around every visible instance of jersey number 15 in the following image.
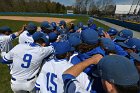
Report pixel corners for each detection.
[46,72,57,93]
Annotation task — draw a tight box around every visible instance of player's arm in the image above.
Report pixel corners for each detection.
[42,45,54,58]
[62,74,90,93]
[0,48,14,64]
[63,54,103,77]
[10,25,26,40]
[0,56,13,64]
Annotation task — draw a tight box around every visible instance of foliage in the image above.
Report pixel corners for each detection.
[0,0,74,14]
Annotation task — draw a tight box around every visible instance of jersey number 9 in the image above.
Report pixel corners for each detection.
[46,72,57,93]
[21,54,32,68]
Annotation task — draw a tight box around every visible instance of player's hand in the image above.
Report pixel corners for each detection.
[22,24,27,32]
[76,28,82,33]
[103,31,111,39]
[15,24,27,36]
[90,54,103,64]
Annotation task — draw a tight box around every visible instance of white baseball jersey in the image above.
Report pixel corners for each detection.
[4,43,54,80]
[35,59,92,93]
[18,31,34,44]
[62,74,90,93]
[0,34,16,57]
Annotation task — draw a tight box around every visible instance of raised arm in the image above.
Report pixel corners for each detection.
[14,24,26,37]
[64,54,103,77]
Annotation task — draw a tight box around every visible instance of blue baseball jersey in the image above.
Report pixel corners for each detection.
[35,59,92,93]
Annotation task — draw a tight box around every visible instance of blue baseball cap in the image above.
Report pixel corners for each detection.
[59,20,66,26]
[54,41,72,55]
[117,38,140,50]
[41,21,54,30]
[26,22,37,31]
[0,26,12,33]
[116,29,133,41]
[68,36,81,47]
[98,55,139,86]
[97,27,104,36]
[107,28,118,36]
[100,38,116,51]
[48,32,58,42]
[87,18,94,25]
[81,29,99,45]
[32,31,49,45]
[51,22,57,28]
[77,22,83,28]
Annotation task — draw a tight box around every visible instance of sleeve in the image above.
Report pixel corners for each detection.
[41,46,54,58]
[62,74,89,93]
[1,48,14,64]
[4,48,14,61]
[76,72,93,92]
[10,34,17,40]
[115,44,128,56]
[2,35,16,43]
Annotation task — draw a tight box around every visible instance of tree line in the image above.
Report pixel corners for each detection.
[0,0,116,16]
[0,0,73,13]
[74,0,116,16]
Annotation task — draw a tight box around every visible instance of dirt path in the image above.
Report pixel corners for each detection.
[0,16,75,23]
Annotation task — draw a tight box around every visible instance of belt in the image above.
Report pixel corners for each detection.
[11,76,35,81]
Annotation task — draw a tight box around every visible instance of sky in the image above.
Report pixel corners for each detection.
[52,0,134,6]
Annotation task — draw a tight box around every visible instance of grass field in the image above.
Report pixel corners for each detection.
[0,15,109,93]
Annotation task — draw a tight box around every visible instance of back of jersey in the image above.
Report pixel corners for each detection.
[8,44,53,80]
[36,59,91,93]
[18,31,33,44]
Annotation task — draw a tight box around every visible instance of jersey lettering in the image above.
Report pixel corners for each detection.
[46,72,57,93]
[21,54,32,68]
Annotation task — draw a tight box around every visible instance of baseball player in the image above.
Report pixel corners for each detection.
[40,21,54,34]
[63,55,140,93]
[35,41,92,93]
[0,25,24,57]
[87,18,97,30]
[19,22,37,44]
[107,28,118,40]
[1,31,54,93]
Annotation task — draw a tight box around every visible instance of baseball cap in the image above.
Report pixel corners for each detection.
[51,22,57,28]
[68,36,81,47]
[98,55,139,86]
[26,22,37,31]
[41,21,54,30]
[81,29,99,45]
[116,29,133,41]
[100,38,116,51]
[77,22,83,28]
[0,26,12,33]
[48,32,58,42]
[107,28,118,36]
[59,20,66,26]
[32,31,49,45]
[117,38,140,50]
[54,41,72,55]
[97,27,104,36]
[87,18,94,25]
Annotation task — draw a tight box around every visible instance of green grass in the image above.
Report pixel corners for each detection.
[0,15,109,93]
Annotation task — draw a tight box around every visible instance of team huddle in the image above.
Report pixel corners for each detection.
[0,18,140,93]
